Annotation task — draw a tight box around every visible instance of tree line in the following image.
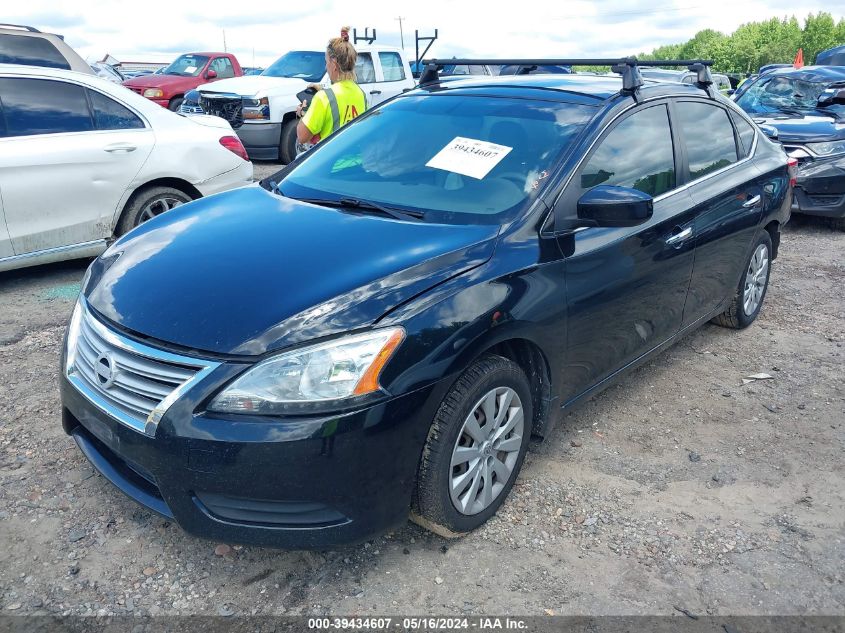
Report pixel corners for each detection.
[638,12,845,74]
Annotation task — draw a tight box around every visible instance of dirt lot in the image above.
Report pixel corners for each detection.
[0,192,843,616]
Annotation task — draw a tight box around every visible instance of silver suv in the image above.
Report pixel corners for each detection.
[0,23,92,74]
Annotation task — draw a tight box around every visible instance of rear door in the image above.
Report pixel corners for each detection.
[375,51,411,102]
[0,76,154,255]
[555,102,696,401]
[671,99,765,326]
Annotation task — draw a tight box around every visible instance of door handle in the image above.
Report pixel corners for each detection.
[742,194,762,208]
[104,143,137,153]
[665,226,693,247]
[369,90,382,95]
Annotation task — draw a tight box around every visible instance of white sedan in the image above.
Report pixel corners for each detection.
[0,64,254,272]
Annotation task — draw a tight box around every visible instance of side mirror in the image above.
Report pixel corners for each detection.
[758,124,779,140]
[576,185,653,228]
[206,69,218,79]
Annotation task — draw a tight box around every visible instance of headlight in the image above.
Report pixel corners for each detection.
[243,96,270,120]
[208,328,405,414]
[807,140,845,157]
[143,88,164,98]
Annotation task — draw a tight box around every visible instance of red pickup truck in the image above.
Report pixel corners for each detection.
[123,52,243,111]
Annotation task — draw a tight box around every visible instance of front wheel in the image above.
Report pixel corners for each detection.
[168,97,184,112]
[279,119,299,164]
[712,230,773,329]
[413,355,532,537]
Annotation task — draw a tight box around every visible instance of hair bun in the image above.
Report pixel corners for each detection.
[340,26,350,42]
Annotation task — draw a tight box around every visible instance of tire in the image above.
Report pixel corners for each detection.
[168,97,184,112]
[279,118,299,164]
[413,355,533,536]
[116,186,192,236]
[828,217,845,232]
[711,230,773,329]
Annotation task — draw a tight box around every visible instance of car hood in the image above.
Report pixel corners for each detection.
[197,75,309,97]
[751,111,845,143]
[84,186,498,356]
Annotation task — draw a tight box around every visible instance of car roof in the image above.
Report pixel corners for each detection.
[764,65,845,82]
[410,73,712,103]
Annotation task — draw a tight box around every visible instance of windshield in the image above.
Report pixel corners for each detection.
[736,74,833,114]
[262,51,325,81]
[163,54,209,77]
[280,95,596,225]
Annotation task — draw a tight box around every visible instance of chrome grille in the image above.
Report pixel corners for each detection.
[179,103,204,115]
[66,300,219,436]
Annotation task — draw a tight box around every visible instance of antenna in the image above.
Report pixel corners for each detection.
[395,17,405,50]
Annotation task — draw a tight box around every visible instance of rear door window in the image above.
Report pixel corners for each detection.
[0,77,93,137]
[580,104,676,197]
[378,52,405,81]
[674,101,738,179]
[730,111,756,157]
[87,90,145,130]
[0,34,70,70]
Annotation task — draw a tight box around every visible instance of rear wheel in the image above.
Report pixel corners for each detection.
[413,355,532,537]
[712,230,772,329]
[116,186,191,236]
[279,119,299,164]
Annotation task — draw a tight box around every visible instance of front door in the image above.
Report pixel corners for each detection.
[555,103,696,403]
[355,52,382,107]
[0,77,154,255]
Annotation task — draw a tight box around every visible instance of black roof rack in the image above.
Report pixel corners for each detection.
[419,58,715,94]
[353,27,376,45]
[0,23,41,32]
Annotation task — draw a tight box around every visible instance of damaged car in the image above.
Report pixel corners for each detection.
[735,65,845,229]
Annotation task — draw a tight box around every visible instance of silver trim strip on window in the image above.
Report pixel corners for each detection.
[65,297,220,437]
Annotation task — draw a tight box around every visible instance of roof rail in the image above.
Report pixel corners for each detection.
[419,58,714,93]
[0,23,41,32]
[353,27,376,45]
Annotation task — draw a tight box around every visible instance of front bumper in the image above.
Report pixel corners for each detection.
[61,371,441,549]
[792,155,845,219]
[235,122,282,161]
[151,98,170,108]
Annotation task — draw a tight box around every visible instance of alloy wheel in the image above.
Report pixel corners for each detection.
[449,387,524,515]
[743,243,769,316]
[138,196,185,224]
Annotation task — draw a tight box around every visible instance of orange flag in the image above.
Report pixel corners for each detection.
[793,48,804,68]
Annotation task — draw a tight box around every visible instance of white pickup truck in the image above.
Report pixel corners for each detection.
[189,46,415,163]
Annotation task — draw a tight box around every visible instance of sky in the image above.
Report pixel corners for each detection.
[7,0,844,67]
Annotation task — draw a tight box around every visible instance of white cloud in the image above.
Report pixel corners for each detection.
[5,0,842,67]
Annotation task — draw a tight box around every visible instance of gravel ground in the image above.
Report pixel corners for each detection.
[0,196,843,617]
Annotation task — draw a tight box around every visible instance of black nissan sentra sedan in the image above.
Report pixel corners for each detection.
[61,61,791,548]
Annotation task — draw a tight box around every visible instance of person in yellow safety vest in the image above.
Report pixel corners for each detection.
[295,27,367,155]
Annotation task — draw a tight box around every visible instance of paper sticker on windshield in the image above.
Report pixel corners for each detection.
[426,137,512,180]
[184,66,197,74]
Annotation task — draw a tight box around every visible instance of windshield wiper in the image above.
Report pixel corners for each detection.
[291,196,424,221]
